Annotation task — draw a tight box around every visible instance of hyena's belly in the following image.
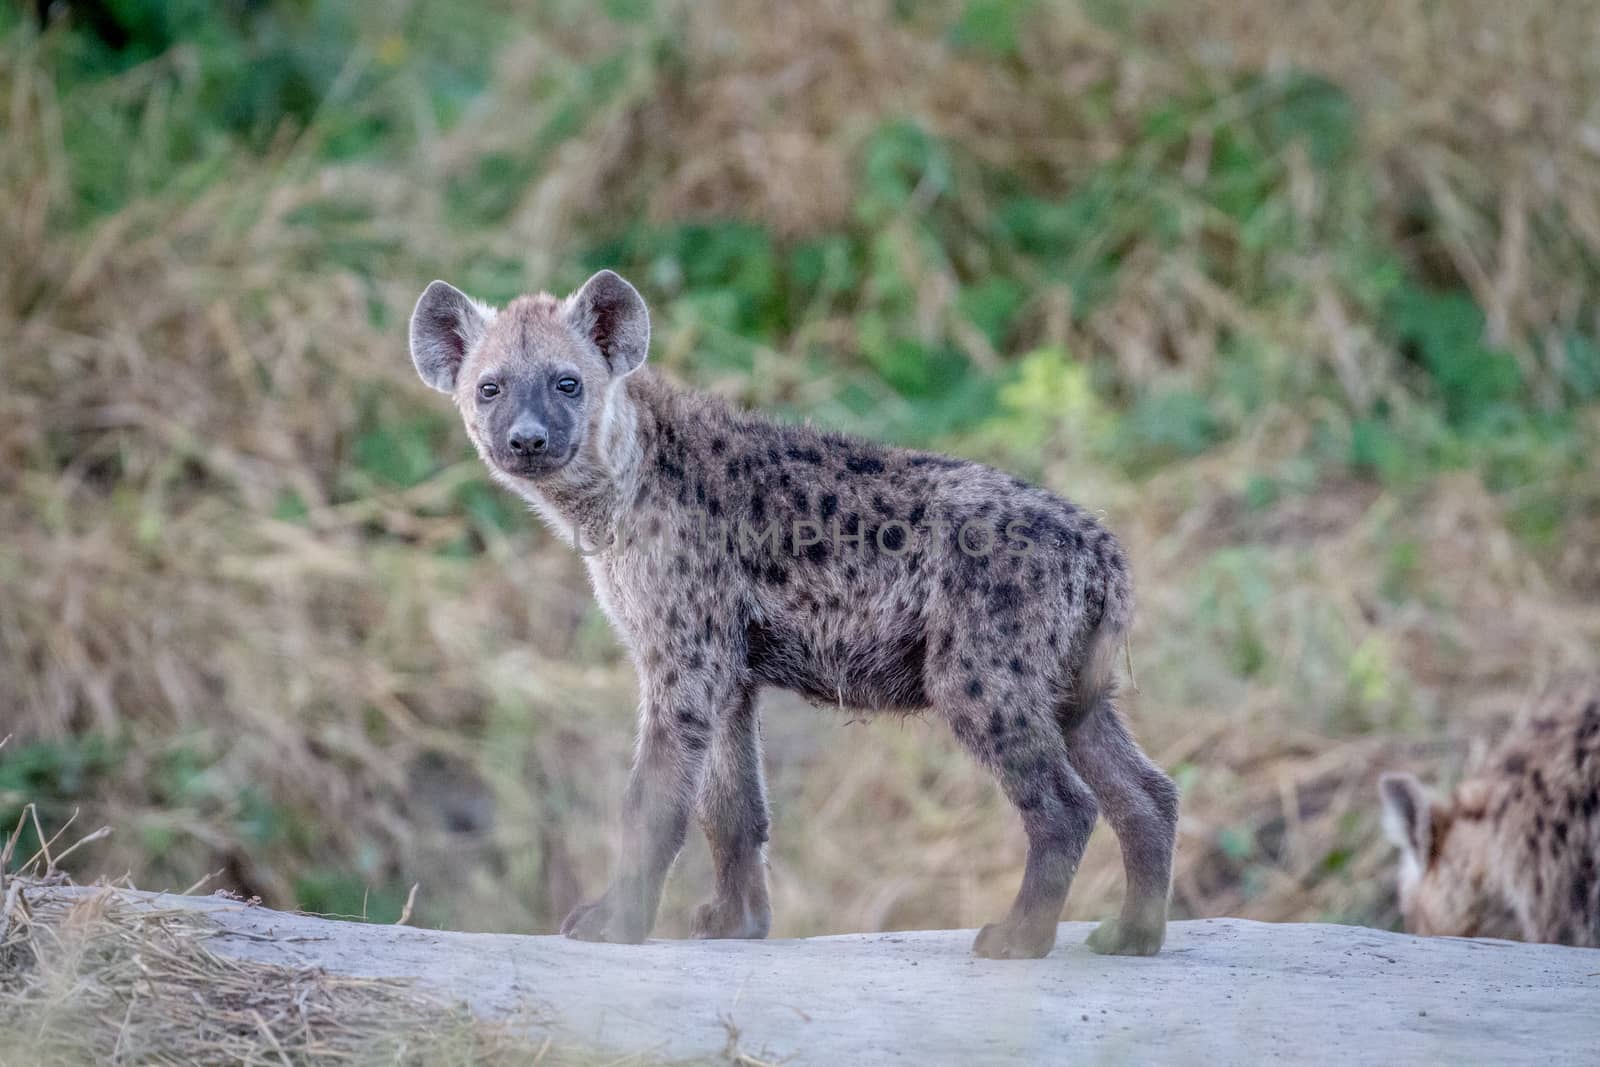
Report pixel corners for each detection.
[744,613,929,712]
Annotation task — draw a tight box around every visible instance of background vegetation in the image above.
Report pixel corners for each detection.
[3,0,1598,938]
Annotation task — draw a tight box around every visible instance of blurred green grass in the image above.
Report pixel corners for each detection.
[3,0,1598,936]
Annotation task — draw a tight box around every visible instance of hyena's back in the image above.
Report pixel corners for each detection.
[633,382,1133,729]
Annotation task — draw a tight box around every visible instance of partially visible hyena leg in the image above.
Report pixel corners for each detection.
[561,674,719,943]
[1064,698,1179,956]
[690,682,772,939]
[947,699,1099,959]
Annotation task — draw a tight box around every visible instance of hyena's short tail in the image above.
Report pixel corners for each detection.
[1057,577,1133,736]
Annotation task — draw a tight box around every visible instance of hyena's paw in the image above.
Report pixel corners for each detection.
[689,897,771,940]
[972,918,1057,960]
[560,894,648,944]
[1085,918,1165,956]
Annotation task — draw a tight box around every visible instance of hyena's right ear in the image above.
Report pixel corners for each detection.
[1379,773,1436,864]
[409,280,493,393]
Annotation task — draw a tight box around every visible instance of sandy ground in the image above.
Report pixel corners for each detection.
[39,887,1600,1065]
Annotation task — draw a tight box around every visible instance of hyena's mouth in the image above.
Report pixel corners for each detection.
[494,443,578,480]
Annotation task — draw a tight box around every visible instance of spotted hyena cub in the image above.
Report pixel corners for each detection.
[1380,676,1600,946]
[408,270,1179,959]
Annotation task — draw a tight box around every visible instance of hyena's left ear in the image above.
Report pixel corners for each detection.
[1379,773,1436,863]
[410,280,492,393]
[565,270,649,377]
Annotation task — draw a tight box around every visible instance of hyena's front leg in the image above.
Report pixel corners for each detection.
[690,682,772,939]
[561,671,718,943]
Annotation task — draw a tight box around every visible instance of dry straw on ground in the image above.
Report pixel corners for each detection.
[0,810,637,1067]
[1,886,516,1066]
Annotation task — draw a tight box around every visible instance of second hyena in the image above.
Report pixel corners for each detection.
[408,270,1179,958]
[1380,676,1600,947]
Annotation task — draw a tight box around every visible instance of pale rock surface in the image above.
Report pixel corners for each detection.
[40,887,1600,1065]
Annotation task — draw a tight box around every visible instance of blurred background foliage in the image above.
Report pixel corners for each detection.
[3,0,1598,933]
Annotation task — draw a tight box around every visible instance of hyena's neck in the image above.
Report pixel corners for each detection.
[502,371,669,551]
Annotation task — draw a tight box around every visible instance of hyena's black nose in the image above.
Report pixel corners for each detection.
[508,420,548,455]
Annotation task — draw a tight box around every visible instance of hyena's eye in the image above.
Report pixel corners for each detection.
[478,381,500,401]
[555,377,580,396]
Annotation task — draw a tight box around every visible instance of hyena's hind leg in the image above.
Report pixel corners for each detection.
[943,688,1099,959]
[690,682,772,939]
[1064,698,1179,956]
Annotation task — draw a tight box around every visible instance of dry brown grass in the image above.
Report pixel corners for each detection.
[3,0,1598,950]
[0,813,645,1067]
[2,886,517,1066]
[1146,0,1600,399]
[550,0,1600,396]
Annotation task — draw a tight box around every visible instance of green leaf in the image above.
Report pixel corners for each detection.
[860,121,951,222]
[352,415,449,490]
[1116,388,1223,474]
[1257,72,1358,170]
[948,0,1038,56]
[1218,826,1255,861]
[957,277,1025,348]
[1387,286,1524,426]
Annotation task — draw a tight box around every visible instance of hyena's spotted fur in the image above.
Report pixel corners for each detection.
[1381,676,1600,947]
[409,271,1179,959]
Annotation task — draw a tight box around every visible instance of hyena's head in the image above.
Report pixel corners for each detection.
[407,270,649,482]
[1378,773,1519,939]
